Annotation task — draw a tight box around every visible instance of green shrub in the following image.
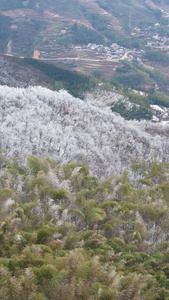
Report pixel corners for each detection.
[37,226,55,244]
[27,156,49,175]
[50,188,69,202]
[36,264,58,280]
[0,188,12,201]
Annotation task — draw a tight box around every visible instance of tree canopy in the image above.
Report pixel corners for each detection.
[1,155,169,299]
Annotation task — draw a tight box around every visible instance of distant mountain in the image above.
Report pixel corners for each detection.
[0,0,168,57]
[1,85,169,181]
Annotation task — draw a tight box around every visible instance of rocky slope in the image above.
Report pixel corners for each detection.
[1,85,169,180]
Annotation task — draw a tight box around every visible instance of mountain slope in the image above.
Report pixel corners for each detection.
[0,0,167,57]
[1,85,169,180]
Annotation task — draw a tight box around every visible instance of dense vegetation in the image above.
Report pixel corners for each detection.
[110,88,169,120]
[149,91,169,107]
[111,101,152,120]
[0,0,85,14]
[0,15,11,39]
[70,24,104,45]
[0,15,11,51]
[103,61,169,120]
[96,0,157,32]
[113,62,168,91]
[1,155,169,299]
[24,58,95,98]
[109,81,169,117]
[11,20,45,57]
[144,51,169,66]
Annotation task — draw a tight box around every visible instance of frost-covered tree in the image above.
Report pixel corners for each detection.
[1,85,169,183]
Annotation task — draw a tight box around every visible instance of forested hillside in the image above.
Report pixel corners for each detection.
[1,155,169,299]
[1,86,169,181]
[0,55,94,98]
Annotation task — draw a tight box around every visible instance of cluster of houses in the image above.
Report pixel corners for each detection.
[73,17,169,64]
[145,29,169,50]
[78,43,128,61]
[132,22,169,51]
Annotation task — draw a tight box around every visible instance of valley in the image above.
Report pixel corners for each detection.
[1,0,169,81]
